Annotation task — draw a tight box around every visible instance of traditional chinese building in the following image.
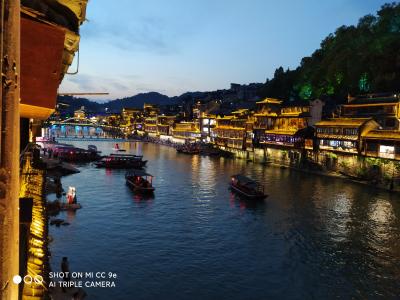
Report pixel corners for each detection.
[157,115,176,137]
[315,118,380,154]
[74,106,86,119]
[121,107,143,135]
[253,98,282,145]
[199,114,216,143]
[257,99,323,149]
[144,103,159,117]
[172,121,201,143]
[213,109,249,150]
[341,93,400,129]
[362,130,400,160]
[245,116,255,150]
[143,117,158,136]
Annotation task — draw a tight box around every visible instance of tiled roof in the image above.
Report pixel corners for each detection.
[364,130,400,141]
[315,118,371,127]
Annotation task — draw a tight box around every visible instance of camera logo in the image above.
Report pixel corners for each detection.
[13,275,43,285]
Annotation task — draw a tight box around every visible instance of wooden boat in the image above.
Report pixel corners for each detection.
[176,143,200,154]
[60,203,82,211]
[88,145,101,154]
[230,174,267,200]
[94,153,147,169]
[60,187,82,210]
[200,146,233,157]
[125,170,155,193]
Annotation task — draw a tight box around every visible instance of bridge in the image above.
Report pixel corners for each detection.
[46,117,125,139]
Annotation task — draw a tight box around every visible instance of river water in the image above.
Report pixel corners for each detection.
[49,141,400,300]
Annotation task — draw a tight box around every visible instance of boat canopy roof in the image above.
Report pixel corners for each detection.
[126,170,153,177]
[109,153,143,158]
[232,174,257,185]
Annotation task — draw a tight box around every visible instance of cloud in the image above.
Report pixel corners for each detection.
[81,16,180,55]
[60,73,175,101]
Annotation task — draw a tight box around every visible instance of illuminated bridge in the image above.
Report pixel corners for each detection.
[46,117,124,139]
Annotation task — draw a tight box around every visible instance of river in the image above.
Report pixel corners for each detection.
[48,141,400,299]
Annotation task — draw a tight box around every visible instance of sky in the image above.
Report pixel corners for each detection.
[59,0,389,101]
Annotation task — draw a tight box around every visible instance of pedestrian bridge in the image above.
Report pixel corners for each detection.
[47,117,123,138]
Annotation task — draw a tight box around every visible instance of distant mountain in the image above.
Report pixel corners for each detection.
[102,92,174,111]
[58,92,180,114]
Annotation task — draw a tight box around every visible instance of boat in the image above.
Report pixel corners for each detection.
[44,142,101,162]
[199,144,234,157]
[88,144,102,154]
[60,187,82,210]
[113,143,126,152]
[176,143,200,154]
[230,174,267,200]
[60,202,82,211]
[94,153,147,169]
[125,170,155,193]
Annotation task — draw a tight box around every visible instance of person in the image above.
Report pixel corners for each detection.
[72,187,77,204]
[55,177,62,199]
[61,257,70,293]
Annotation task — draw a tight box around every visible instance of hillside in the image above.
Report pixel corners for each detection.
[259,3,400,103]
[58,92,179,114]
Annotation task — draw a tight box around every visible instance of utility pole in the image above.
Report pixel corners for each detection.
[0,0,20,299]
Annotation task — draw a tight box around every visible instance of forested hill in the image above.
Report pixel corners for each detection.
[259,3,400,103]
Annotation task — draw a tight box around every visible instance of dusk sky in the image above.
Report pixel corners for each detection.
[59,0,389,101]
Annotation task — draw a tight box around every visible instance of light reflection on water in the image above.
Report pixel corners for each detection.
[49,141,400,299]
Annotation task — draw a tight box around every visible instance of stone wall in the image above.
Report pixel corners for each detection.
[220,145,400,192]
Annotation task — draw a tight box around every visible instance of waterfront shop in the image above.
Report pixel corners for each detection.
[253,98,281,145]
[144,117,158,137]
[213,114,248,150]
[315,118,380,154]
[363,130,400,160]
[157,115,176,136]
[172,122,201,143]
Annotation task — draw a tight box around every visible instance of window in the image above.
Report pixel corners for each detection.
[379,145,395,159]
[384,118,395,128]
[343,128,358,136]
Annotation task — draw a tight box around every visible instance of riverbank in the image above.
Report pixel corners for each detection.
[46,141,400,299]
[136,136,400,193]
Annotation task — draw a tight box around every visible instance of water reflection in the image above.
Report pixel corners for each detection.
[65,209,77,223]
[49,141,400,300]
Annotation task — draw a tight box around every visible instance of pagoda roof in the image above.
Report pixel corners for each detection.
[256,98,282,104]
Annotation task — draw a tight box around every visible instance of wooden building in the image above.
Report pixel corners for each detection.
[172,121,201,142]
[157,115,176,136]
[315,118,380,154]
[144,117,158,135]
[363,130,400,160]
[253,98,282,144]
[213,110,250,150]
[257,100,323,149]
[341,94,400,130]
